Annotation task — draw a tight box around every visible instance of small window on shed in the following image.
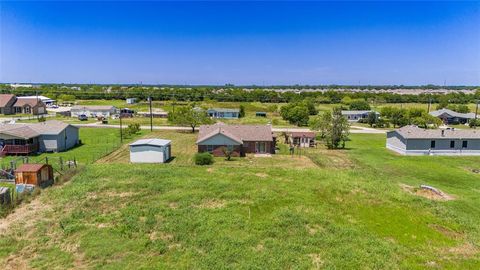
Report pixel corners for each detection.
[450,141,455,148]
[430,140,436,148]
[462,141,468,148]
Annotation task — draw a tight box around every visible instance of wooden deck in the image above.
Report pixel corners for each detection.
[0,144,38,156]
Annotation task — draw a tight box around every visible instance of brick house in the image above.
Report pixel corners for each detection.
[0,94,47,115]
[196,123,276,157]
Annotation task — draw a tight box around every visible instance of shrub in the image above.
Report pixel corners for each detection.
[469,119,480,128]
[194,152,214,165]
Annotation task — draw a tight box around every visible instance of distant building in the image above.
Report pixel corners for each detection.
[126,98,137,104]
[196,123,275,157]
[0,94,47,115]
[10,83,33,89]
[341,110,379,122]
[429,108,476,124]
[207,108,240,119]
[71,105,117,118]
[0,120,79,155]
[129,139,171,163]
[289,131,316,147]
[386,125,480,156]
[137,110,169,118]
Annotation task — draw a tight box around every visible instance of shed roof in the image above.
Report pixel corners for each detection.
[130,138,171,147]
[15,164,47,173]
[207,108,240,113]
[391,125,480,139]
[289,131,316,138]
[197,123,273,144]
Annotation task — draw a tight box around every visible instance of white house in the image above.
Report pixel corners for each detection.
[71,105,117,118]
[386,125,480,156]
[129,138,172,163]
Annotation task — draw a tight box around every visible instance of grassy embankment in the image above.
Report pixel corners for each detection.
[0,129,479,269]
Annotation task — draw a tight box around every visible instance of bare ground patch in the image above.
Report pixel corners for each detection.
[400,184,455,201]
[194,199,226,209]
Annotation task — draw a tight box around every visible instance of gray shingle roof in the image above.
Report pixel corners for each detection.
[0,120,75,139]
[429,108,476,119]
[392,125,480,139]
[196,123,273,144]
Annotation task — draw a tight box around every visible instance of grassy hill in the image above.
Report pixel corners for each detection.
[0,132,479,269]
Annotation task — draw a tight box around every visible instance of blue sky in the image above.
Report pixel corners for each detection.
[1,1,479,85]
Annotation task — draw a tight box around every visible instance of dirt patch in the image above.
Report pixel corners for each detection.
[308,253,324,269]
[400,184,455,201]
[445,242,479,257]
[194,199,226,209]
[255,173,268,178]
[305,224,324,235]
[429,224,462,239]
[254,244,264,251]
[168,202,179,209]
[103,191,137,198]
[206,168,215,173]
[0,199,52,235]
[2,255,29,270]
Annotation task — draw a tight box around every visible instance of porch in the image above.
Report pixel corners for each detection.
[0,138,39,156]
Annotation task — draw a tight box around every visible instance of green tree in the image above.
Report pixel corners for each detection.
[366,111,378,127]
[349,100,371,110]
[311,108,350,149]
[239,105,246,118]
[456,104,470,113]
[412,113,442,129]
[280,104,310,126]
[168,106,213,133]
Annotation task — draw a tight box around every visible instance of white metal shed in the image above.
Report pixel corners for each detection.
[129,138,172,163]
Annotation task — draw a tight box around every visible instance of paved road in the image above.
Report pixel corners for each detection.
[73,122,387,134]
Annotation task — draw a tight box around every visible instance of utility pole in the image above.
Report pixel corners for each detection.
[119,112,123,143]
[149,96,153,132]
[475,100,479,129]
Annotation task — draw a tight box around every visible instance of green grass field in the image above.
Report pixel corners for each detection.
[0,129,479,269]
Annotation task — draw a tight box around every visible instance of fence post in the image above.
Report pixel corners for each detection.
[45,157,48,165]
[59,157,63,171]
[74,157,77,167]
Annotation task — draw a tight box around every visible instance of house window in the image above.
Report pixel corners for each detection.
[450,141,455,148]
[25,106,31,113]
[430,140,436,149]
[206,145,214,153]
[15,107,22,113]
[462,141,468,148]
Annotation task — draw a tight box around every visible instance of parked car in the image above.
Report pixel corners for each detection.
[78,114,88,121]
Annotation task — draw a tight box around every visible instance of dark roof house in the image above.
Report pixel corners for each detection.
[429,108,476,124]
[196,123,275,156]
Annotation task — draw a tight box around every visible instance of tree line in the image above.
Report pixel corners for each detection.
[1,85,479,105]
